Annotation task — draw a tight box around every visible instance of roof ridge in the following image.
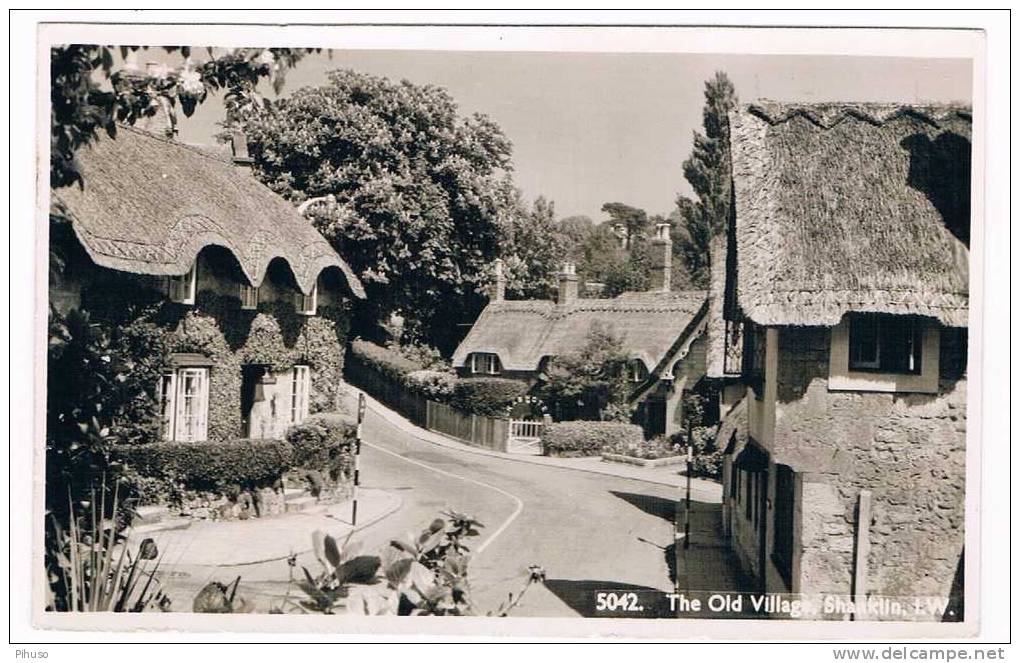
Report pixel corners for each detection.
[742,101,972,130]
[117,124,238,167]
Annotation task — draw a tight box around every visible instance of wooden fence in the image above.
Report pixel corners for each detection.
[426,401,509,453]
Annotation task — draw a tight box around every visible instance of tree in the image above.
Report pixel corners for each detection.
[676,71,738,286]
[537,322,631,422]
[227,69,518,353]
[50,45,315,190]
[600,202,648,246]
[499,196,567,300]
[557,215,595,260]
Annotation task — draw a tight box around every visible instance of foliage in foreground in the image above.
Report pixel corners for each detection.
[197,512,545,616]
[46,480,170,612]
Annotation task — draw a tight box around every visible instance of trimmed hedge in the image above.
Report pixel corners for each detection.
[286,413,356,472]
[404,369,457,401]
[668,426,722,479]
[349,339,422,382]
[116,438,295,491]
[450,377,529,417]
[541,421,645,458]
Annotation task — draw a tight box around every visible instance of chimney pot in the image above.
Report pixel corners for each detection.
[557,262,579,305]
[491,258,506,302]
[230,130,254,168]
[649,221,673,292]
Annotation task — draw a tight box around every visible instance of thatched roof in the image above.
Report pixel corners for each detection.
[52,126,365,298]
[729,102,971,327]
[452,290,707,373]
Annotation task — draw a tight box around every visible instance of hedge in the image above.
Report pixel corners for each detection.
[541,421,645,458]
[349,339,422,382]
[668,426,722,479]
[404,369,457,401]
[286,413,356,475]
[115,438,295,491]
[450,377,529,417]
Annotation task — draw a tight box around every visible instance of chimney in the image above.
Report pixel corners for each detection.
[135,62,178,139]
[612,223,629,250]
[490,258,506,302]
[649,221,673,292]
[556,262,579,306]
[230,130,254,170]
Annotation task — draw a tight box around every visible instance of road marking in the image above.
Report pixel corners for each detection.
[361,435,524,556]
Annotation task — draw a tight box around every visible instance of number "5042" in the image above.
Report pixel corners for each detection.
[595,591,643,612]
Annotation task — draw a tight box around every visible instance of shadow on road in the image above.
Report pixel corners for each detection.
[543,578,676,618]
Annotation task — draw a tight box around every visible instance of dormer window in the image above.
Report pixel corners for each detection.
[628,360,649,383]
[168,263,197,305]
[295,282,318,316]
[239,283,259,310]
[470,353,501,375]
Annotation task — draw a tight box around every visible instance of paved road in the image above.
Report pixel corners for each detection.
[348,401,743,618]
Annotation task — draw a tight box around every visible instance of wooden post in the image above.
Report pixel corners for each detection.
[852,489,872,620]
[351,393,366,526]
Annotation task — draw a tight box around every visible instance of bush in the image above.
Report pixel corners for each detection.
[350,339,422,382]
[604,435,681,460]
[450,377,529,417]
[667,426,722,479]
[404,369,457,401]
[541,421,644,458]
[286,414,356,487]
[116,438,295,492]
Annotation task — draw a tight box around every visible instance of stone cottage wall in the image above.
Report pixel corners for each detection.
[773,326,966,619]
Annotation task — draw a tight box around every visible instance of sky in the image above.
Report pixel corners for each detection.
[156,49,972,222]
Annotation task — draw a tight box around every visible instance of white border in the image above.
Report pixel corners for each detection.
[9,9,1009,649]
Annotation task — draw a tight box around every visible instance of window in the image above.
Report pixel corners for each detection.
[295,282,318,316]
[848,313,923,374]
[628,360,649,383]
[743,322,766,397]
[829,314,939,393]
[168,263,197,305]
[723,319,745,376]
[290,365,310,424]
[239,283,259,310]
[470,353,501,375]
[158,367,209,442]
[772,465,796,586]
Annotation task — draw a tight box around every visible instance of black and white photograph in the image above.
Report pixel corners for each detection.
[10,10,1011,651]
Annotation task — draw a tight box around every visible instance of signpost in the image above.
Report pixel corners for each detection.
[351,392,366,526]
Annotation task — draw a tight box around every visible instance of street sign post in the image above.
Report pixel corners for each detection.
[351,392,366,526]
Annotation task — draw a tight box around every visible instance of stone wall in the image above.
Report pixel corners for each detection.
[773,326,966,618]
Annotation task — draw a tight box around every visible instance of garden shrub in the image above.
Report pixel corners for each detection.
[450,377,529,417]
[667,426,723,479]
[116,438,295,492]
[604,435,681,460]
[404,369,456,401]
[286,414,356,484]
[350,339,422,382]
[541,421,644,458]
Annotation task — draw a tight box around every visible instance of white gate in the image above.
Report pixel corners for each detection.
[508,419,543,455]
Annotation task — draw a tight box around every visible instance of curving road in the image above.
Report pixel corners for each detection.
[350,398,740,618]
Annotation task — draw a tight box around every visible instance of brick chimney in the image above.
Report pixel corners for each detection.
[649,221,673,292]
[556,262,579,306]
[490,258,506,302]
[135,62,178,139]
[230,130,254,170]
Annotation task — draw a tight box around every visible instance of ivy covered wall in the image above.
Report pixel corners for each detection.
[78,262,352,444]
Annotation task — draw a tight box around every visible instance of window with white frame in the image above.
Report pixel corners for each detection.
[470,353,501,375]
[168,263,197,305]
[295,282,318,316]
[290,365,311,424]
[239,283,259,310]
[158,367,210,442]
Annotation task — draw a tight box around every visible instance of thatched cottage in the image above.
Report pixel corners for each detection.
[50,124,365,443]
[452,223,710,437]
[711,102,970,620]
